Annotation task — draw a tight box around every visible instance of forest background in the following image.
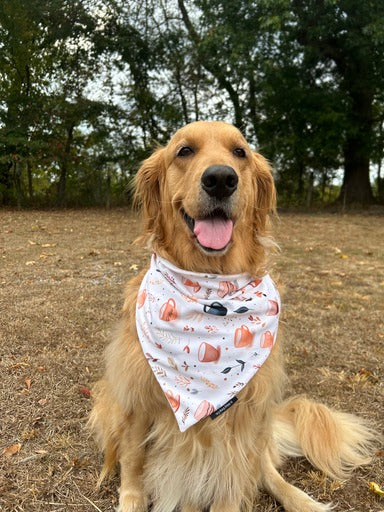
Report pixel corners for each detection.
[1,0,384,209]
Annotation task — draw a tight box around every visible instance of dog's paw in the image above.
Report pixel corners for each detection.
[290,497,334,512]
[116,491,148,512]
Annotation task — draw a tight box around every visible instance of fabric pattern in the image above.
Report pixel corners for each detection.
[135,254,280,432]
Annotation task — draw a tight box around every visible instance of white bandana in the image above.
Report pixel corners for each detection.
[136,254,280,432]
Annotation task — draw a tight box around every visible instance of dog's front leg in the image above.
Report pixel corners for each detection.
[117,413,149,512]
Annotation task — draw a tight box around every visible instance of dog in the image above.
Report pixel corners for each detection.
[89,121,376,512]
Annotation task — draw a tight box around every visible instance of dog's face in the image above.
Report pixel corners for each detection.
[135,121,275,274]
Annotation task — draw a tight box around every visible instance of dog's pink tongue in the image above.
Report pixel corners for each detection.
[194,218,233,250]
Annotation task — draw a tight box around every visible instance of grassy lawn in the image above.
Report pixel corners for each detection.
[1,209,383,511]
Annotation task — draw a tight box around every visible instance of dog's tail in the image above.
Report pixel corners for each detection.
[272,396,378,480]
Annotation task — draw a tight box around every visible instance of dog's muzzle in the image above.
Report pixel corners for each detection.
[182,166,238,253]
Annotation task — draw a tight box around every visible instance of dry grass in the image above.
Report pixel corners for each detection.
[0,209,383,512]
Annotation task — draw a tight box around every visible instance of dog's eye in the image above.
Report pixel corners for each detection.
[233,148,247,158]
[177,146,194,157]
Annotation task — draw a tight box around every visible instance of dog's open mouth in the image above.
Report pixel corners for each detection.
[182,209,234,252]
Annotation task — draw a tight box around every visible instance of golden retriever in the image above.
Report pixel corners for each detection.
[90,121,375,512]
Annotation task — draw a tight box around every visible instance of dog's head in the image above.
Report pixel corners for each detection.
[135,121,276,274]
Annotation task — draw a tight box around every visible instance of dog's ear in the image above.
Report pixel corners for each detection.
[134,147,166,243]
[252,152,276,233]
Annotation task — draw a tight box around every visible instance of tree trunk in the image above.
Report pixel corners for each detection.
[377,119,384,203]
[13,157,22,209]
[341,138,373,205]
[306,171,314,208]
[339,89,374,205]
[27,160,33,201]
[175,64,190,125]
[57,124,74,207]
[105,168,111,209]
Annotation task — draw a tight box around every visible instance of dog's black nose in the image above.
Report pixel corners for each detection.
[201,165,238,199]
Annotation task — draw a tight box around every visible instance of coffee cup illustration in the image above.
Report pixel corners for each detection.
[165,390,180,412]
[182,277,201,293]
[160,298,178,321]
[194,400,215,421]
[234,324,254,348]
[267,300,279,316]
[260,330,274,348]
[203,301,227,316]
[218,280,237,298]
[137,289,147,309]
[198,342,221,363]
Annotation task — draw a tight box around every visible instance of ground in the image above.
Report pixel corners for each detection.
[0,209,383,512]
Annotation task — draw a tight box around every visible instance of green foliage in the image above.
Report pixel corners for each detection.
[0,0,383,207]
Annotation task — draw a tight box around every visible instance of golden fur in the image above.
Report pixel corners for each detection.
[89,121,376,512]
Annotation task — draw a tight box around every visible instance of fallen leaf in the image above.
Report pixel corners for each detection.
[129,264,139,271]
[114,261,122,267]
[80,387,91,398]
[25,261,36,266]
[24,378,32,391]
[369,481,384,497]
[8,362,30,370]
[38,398,47,406]
[2,443,22,459]
[41,243,56,248]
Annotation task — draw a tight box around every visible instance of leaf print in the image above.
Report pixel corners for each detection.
[186,312,205,322]
[154,328,180,344]
[236,359,246,372]
[168,357,179,372]
[175,376,191,387]
[248,315,261,324]
[163,271,176,285]
[222,360,246,374]
[204,325,219,334]
[201,376,219,389]
[182,293,198,303]
[234,307,250,314]
[145,352,159,363]
[141,323,152,343]
[181,407,190,424]
[232,382,244,389]
[152,366,167,377]
[190,389,199,394]
[182,361,189,372]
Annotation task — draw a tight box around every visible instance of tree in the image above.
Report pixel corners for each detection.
[291,0,384,205]
[0,0,107,206]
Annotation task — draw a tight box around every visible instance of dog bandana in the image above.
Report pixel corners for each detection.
[136,254,280,432]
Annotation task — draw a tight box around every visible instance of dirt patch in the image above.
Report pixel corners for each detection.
[0,209,383,511]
